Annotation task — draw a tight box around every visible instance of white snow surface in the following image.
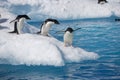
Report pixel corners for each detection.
[0,18,99,66]
[0,0,120,20]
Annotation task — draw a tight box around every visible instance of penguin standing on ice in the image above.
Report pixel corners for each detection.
[37,18,60,36]
[63,27,81,47]
[64,27,74,47]
[9,15,31,34]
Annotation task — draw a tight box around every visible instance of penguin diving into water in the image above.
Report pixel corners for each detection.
[37,18,60,36]
[9,15,31,34]
[63,27,81,47]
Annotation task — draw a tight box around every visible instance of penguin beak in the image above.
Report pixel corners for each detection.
[27,17,31,20]
[24,15,31,20]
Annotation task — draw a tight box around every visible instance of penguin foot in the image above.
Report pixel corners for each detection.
[37,31,41,34]
[64,43,73,47]
[9,31,19,34]
[64,43,68,47]
[9,31,16,33]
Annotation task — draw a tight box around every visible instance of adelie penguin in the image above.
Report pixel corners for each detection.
[37,18,60,36]
[115,19,120,21]
[9,15,31,34]
[98,0,108,4]
[64,27,81,47]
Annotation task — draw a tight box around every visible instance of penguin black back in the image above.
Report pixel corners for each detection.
[45,18,60,24]
[98,0,108,4]
[16,15,31,20]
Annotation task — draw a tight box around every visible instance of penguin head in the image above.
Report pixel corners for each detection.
[16,15,31,20]
[45,18,60,25]
[65,27,74,33]
[22,15,31,20]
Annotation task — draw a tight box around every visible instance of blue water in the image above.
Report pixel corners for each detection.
[0,18,120,80]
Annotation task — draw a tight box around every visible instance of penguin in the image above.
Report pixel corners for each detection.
[64,27,74,47]
[37,18,60,36]
[98,0,108,4]
[9,15,31,34]
[63,27,81,47]
[115,19,120,21]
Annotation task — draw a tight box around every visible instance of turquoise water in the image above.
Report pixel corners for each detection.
[0,18,120,80]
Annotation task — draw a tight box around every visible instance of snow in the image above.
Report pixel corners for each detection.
[0,0,120,20]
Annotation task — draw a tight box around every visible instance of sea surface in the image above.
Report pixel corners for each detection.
[0,17,120,80]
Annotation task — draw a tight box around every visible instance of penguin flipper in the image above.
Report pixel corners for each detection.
[37,23,43,34]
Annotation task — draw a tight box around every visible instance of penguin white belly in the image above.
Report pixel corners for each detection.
[17,18,25,34]
[41,24,51,36]
[64,32,73,45]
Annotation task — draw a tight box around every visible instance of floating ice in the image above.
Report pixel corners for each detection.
[0,20,99,66]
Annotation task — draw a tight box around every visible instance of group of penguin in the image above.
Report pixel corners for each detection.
[9,15,80,47]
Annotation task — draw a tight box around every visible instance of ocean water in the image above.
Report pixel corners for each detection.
[0,17,120,80]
